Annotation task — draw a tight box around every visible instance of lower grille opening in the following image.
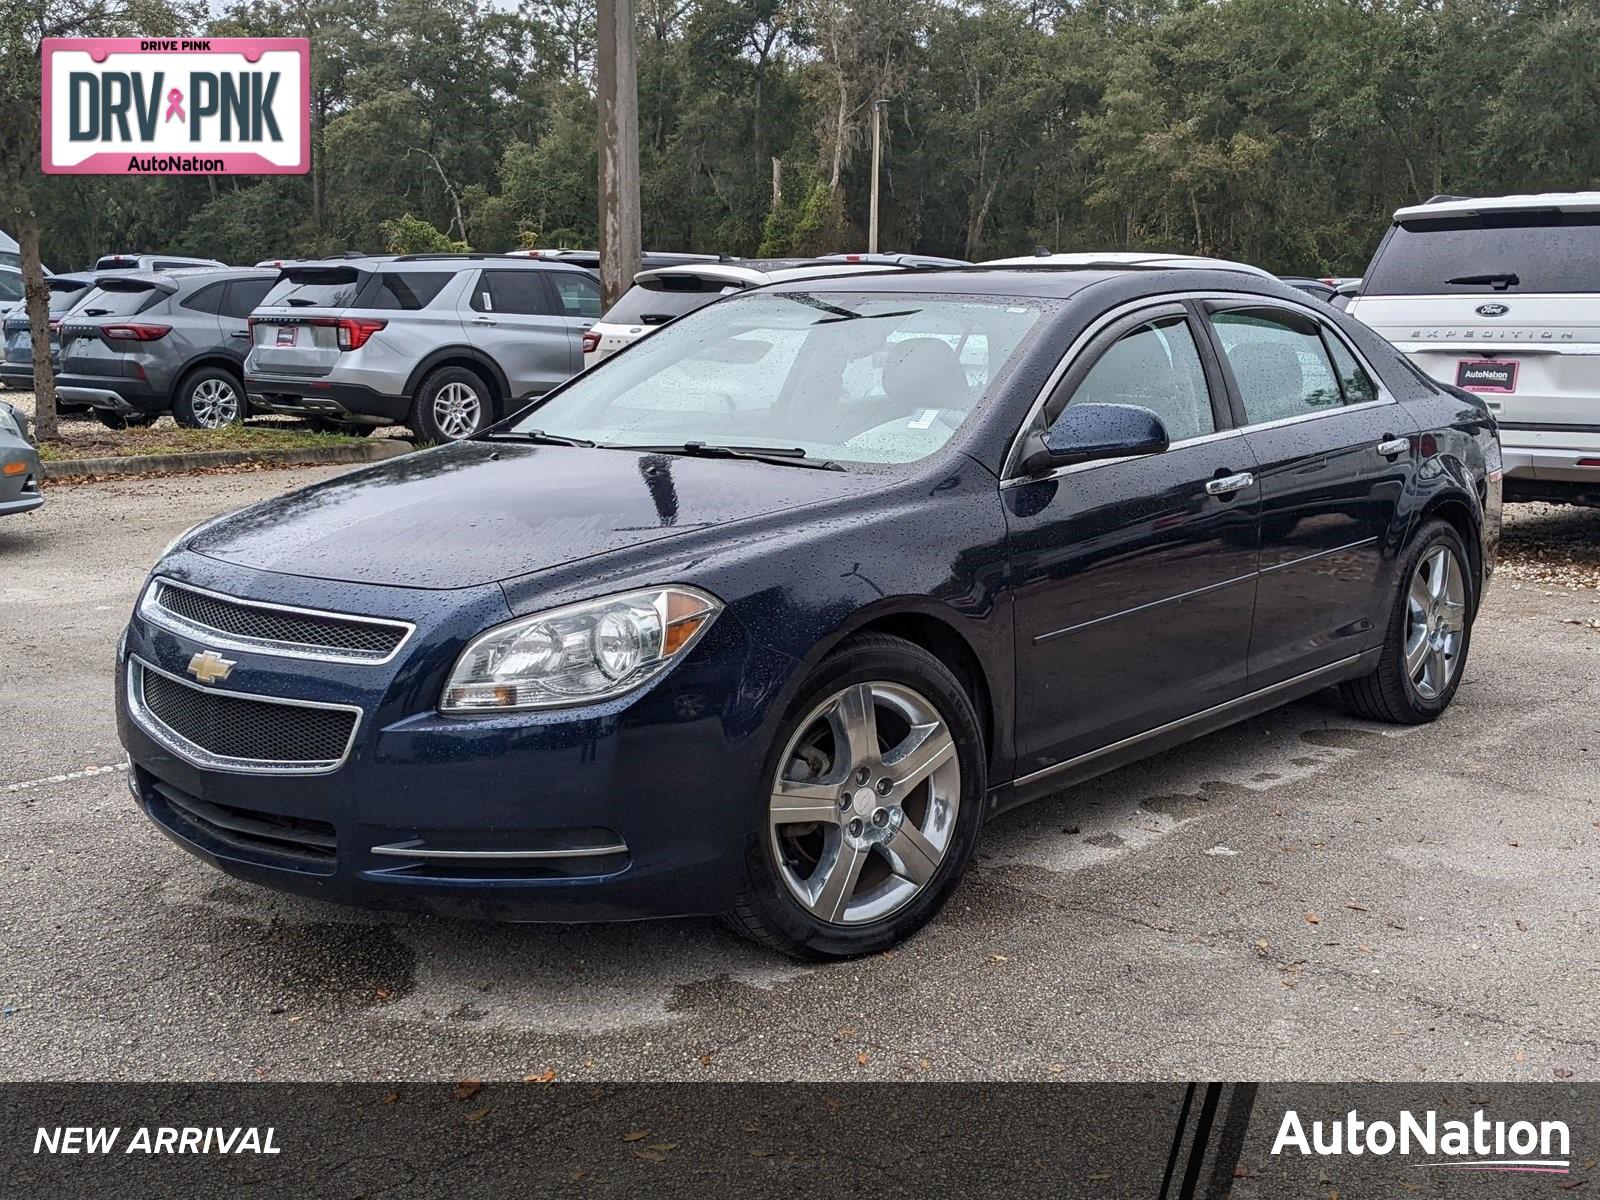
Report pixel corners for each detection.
[151,779,337,872]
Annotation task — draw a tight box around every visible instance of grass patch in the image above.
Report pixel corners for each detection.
[37,423,371,462]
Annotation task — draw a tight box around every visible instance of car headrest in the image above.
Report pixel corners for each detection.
[881,337,966,411]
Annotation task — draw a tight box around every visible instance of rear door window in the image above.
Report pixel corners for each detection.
[472,271,554,316]
[1323,332,1378,405]
[1364,210,1600,295]
[1210,308,1343,424]
[180,283,226,314]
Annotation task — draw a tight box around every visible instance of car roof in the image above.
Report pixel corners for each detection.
[1392,191,1600,221]
[324,254,590,274]
[980,250,1276,279]
[757,264,1311,304]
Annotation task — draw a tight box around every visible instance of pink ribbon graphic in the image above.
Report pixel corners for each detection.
[164,88,185,123]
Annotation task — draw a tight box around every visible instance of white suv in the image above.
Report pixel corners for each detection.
[1348,193,1600,507]
[582,259,908,369]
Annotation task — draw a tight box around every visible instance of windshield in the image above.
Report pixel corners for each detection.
[518,291,1043,465]
[48,282,90,313]
[1365,211,1600,295]
[0,274,23,302]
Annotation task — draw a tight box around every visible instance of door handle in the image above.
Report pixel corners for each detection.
[1205,471,1254,497]
[471,316,498,326]
[1376,436,1410,457]
[229,330,251,340]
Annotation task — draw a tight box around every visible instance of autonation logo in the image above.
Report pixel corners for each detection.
[1272,1109,1571,1174]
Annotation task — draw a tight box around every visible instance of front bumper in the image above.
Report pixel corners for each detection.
[0,444,43,515]
[117,555,796,921]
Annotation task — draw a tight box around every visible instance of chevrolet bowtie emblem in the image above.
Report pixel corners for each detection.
[186,650,236,685]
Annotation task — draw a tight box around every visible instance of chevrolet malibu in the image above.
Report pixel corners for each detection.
[118,266,1501,959]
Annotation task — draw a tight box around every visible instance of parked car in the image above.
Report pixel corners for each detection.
[245,254,603,441]
[982,250,1277,278]
[0,400,42,517]
[2,272,98,402]
[583,259,918,369]
[94,253,226,273]
[120,264,1499,959]
[0,267,24,321]
[55,267,278,429]
[0,228,19,272]
[1347,191,1600,507]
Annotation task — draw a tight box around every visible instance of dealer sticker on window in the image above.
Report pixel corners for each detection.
[1455,359,1518,394]
[42,38,309,175]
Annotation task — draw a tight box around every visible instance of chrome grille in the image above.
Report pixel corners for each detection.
[146,579,411,663]
[130,659,360,773]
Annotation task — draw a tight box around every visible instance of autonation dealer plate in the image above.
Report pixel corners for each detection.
[42,37,309,175]
[1455,358,1518,394]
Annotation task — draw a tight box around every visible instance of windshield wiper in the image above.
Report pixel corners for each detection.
[482,428,597,447]
[1447,272,1520,289]
[775,293,920,325]
[611,441,844,470]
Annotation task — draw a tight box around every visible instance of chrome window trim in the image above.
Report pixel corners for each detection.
[999,428,1246,489]
[141,576,415,666]
[1001,290,1400,482]
[127,655,364,776]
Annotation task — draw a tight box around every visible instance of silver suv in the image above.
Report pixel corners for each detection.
[245,254,601,441]
[56,268,278,429]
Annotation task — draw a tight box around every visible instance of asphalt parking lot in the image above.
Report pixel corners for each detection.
[1,462,1597,1083]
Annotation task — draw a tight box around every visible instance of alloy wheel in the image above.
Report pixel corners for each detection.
[190,378,240,428]
[432,382,483,440]
[768,681,961,925]
[1404,544,1467,701]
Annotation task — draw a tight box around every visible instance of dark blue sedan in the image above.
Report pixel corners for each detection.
[118,265,1501,958]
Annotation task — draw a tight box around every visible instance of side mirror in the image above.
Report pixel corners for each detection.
[1019,402,1170,474]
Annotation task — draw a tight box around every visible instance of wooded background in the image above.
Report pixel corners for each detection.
[10,0,1600,276]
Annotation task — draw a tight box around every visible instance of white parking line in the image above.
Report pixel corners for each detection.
[2,762,129,793]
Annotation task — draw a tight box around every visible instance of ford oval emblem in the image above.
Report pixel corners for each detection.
[1476,303,1509,317]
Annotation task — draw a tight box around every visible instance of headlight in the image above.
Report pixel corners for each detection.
[441,586,722,712]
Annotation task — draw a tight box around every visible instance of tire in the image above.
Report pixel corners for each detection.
[1341,518,1474,724]
[408,366,494,443]
[172,367,246,429]
[728,632,987,960]
[94,410,157,430]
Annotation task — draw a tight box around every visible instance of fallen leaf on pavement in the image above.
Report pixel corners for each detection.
[453,1080,482,1101]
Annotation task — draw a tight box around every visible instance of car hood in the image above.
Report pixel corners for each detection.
[189,441,881,589]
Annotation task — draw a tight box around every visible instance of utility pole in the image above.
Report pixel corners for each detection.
[597,0,641,311]
[868,99,889,254]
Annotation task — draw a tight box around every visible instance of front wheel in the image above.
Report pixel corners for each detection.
[728,633,986,960]
[1341,519,1474,724]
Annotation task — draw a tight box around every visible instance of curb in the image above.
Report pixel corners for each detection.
[41,439,413,481]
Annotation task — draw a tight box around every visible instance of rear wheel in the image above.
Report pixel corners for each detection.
[1341,519,1473,724]
[173,367,246,429]
[408,366,494,443]
[728,633,986,960]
